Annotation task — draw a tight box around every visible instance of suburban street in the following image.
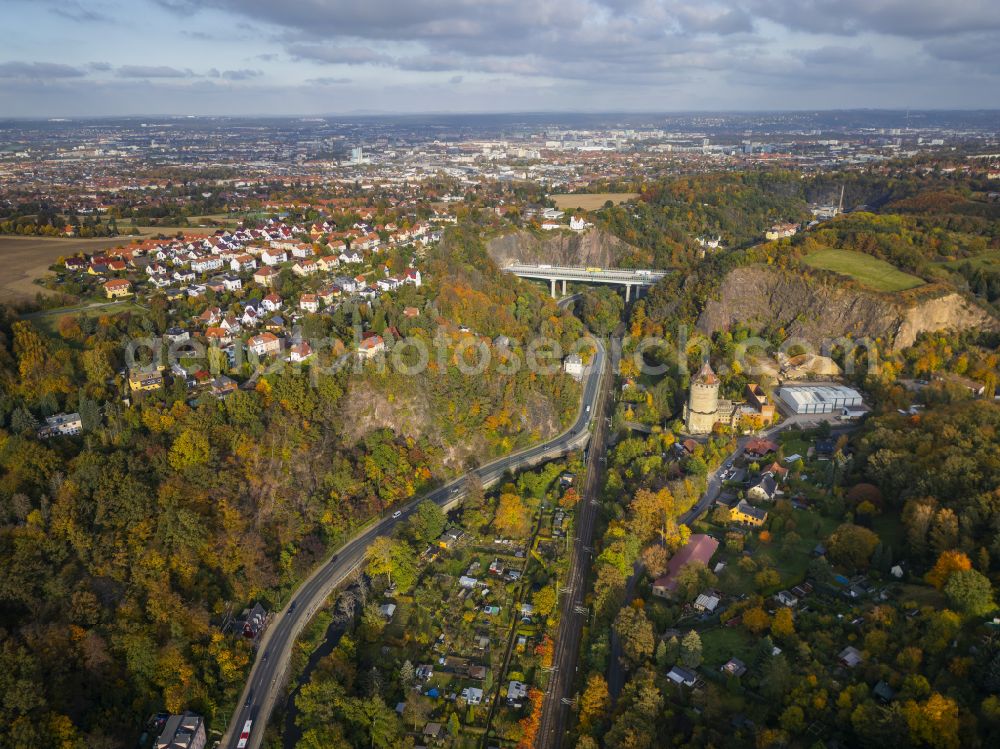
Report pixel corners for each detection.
[535,329,619,749]
[606,416,859,699]
[221,339,607,749]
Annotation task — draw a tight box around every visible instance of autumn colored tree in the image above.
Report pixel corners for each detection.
[925,550,972,590]
[771,607,795,639]
[640,544,668,578]
[902,693,960,749]
[494,492,531,538]
[515,687,544,749]
[578,673,610,730]
[559,487,580,508]
[743,607,771,635]
[533,586,557,618]
[614,605,655,666]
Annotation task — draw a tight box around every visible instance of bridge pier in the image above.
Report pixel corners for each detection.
[624,284,631,303]
[562,279,567,296]
[550,278,557,298]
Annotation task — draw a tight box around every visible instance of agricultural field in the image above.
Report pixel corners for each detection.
[801,248,925,292]
[550,193,639,211]
[0,235,133,304]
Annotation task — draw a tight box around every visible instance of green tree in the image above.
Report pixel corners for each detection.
[406,500,446,544]
[826,523,880,571]
[943,568,996,616]
[680,630,703,669]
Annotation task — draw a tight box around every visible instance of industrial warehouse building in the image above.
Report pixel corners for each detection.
[778,384,863,414]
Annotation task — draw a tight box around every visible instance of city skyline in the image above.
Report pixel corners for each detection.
[2,0,1000,117]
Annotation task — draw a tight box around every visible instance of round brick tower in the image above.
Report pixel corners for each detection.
[685,360,720,433]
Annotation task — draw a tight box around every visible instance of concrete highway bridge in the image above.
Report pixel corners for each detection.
[503,262,669,301]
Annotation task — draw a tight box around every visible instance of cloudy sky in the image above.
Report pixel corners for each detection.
[2,0,998,116]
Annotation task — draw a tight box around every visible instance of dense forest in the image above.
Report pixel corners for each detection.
[0,226,583,746]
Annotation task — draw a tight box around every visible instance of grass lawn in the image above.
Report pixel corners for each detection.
[937,250,1000,270]
[550,193,639,211]
[869,513,906,553]
[700,626,753,668]
[802,249,925,292]
[776,431,810,460]
[29,301,146,337]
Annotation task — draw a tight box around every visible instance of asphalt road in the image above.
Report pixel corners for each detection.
[222,339,607,749]
[535,330,618,749]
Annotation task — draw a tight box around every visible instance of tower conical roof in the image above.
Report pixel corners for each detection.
[694,360,718,385]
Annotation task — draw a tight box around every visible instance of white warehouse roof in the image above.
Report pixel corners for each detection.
[778,385,863,414]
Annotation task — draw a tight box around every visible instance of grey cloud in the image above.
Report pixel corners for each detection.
[222,68,263,80]
[0,61,87,79]
[88,61,113,72]
[923,33,1000,70]
[116,65,193,78]
[288,43,394,66]
[305,76,352,85]
[744,0,1000,39]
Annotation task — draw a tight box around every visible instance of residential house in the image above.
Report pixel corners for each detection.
[744,438,779,458]
[666,666,699,688]
[693,592,721,612]
[153,712,206,749]
[287,342,313,363]
[261,293,283,312]
[128,369,163,392]
[461,687,484,705]
[103,279,132,298]
[318,285,341,305]
[507,680,528,705]
[316,255,340,272]
[765,222,798,240]
[651,534,720,599]
[253,267,276,287]
[198,307,222,326]
[239,602,268,639]
[163,327,190,345]
[261,248,287,266]
[747,473,778,502]
[247,332,282,357]
[721,658,747,678]
[222,275,243,292]
[190,256,223,274]
[292,259,318,277]
[231,254,256,273]
[358,333,385,359]
[211,375,238,398]
[37,412,83,438]
[775,590,799,607]
[299,294,319,313]
[732,500,768,527]
[839,646,864,668]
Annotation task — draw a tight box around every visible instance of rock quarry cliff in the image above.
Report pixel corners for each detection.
[486,228,649,268]
[696,266,996,351]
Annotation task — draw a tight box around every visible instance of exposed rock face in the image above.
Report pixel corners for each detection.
[486,228,649,268]
[697,266,996,351]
